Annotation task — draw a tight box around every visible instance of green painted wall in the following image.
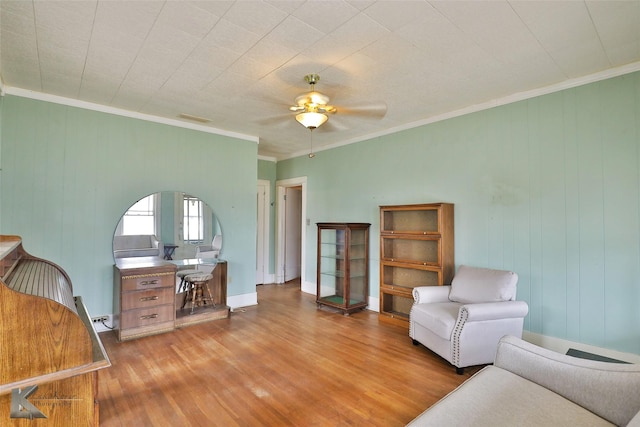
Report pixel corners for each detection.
[277,71,640,355]
[0,95,257,316]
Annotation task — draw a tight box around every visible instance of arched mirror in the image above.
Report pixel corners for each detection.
[113,192,222,261]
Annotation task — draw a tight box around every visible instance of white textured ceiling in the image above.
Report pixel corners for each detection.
[2,1,640,160]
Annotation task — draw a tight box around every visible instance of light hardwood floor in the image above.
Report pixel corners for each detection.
[98,282,481,426]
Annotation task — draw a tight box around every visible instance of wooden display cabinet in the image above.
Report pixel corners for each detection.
[316,222,370,315]
[379,203,454,327]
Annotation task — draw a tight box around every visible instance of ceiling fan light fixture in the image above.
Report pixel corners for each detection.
[296,111,328,129]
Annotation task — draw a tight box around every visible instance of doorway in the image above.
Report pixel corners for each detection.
[284,186,302,282]
[276,177,308,292]
[257,180,270,285]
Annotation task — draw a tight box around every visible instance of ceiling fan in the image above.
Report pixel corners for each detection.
[282,73,387,158]
[289,74,386,131]
[289,74,335,130]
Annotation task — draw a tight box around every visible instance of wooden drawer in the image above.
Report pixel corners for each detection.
[121,287,174,311]
[121,271,174,292]
[121,304,174,329]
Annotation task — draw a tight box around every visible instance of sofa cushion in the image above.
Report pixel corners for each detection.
[410,302,460,340]
[449,265,518,304]
[113,235,155,250]
[114,248,159,258]
[113,235,161,258]
[407,365,614,427]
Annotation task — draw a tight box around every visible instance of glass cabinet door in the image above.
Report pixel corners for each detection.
[347,228,367,306]
[318,228,346,301]
[316,223,370,315]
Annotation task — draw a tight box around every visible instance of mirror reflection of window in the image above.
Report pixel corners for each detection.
[183,195,204,243]
[117,194,159,236]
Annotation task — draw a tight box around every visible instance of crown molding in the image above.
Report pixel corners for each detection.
[3,86,259,144]
[258,155,278,163]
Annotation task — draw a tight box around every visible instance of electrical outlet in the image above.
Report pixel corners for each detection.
[92,316,108,323]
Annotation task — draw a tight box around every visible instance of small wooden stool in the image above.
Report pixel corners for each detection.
[176,269,199,292]
[181,273,215,314]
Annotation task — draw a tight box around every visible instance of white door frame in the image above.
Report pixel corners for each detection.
[275,176,308,291]
[257,180,270,284]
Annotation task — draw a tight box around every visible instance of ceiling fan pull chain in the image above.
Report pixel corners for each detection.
[308,130,315,158]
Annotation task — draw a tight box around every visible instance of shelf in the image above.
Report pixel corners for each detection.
[381,207,440,234]
[320,255,346,260]
[321,270,345,278]
[381,264,441,289]
[381,310,409,320]
[379,203,454,328]
[381,235,440,265]
[318,295,366,305]
[380,290,414,319]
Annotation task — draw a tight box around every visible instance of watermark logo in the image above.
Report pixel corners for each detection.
[10,386,47,419]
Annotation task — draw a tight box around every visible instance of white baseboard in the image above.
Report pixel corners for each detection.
[228,292,258,310]
[523,331,640,364]
[301,280,315,295]
[367,296,380,312]
[258,273,276,285]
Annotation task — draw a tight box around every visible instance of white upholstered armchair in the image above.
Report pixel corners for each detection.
[195,234,222,259]
[410,265,529,374]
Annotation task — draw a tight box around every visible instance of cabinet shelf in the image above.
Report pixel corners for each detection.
[317,222,370,315]
[379,203,454,327]
[321,271,367,279]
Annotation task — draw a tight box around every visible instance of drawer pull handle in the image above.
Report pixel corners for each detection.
[140,280,159,286]
[140,314,158,320]
[140,296,159,302]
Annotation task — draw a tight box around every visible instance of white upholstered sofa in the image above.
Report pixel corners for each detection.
[407,335,640,426]
[113,234,163,258]
[410,265,529,373]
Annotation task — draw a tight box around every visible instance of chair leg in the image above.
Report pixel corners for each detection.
[203,280,215,307]
[190,282,200,314]
[181,283,192,310]
[456,367,464,375]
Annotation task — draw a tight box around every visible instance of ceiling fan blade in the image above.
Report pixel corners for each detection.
[256,113,294,126]
[319,118,349,132]
[338,102,387,119]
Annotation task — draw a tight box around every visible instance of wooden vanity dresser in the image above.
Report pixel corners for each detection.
[113,257,177,341]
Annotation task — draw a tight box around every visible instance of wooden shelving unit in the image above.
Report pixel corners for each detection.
[379,203,454,327]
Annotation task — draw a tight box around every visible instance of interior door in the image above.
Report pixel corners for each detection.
[284,187,302,282]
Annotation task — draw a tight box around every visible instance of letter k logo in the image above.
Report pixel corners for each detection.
[10,386,47,419]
